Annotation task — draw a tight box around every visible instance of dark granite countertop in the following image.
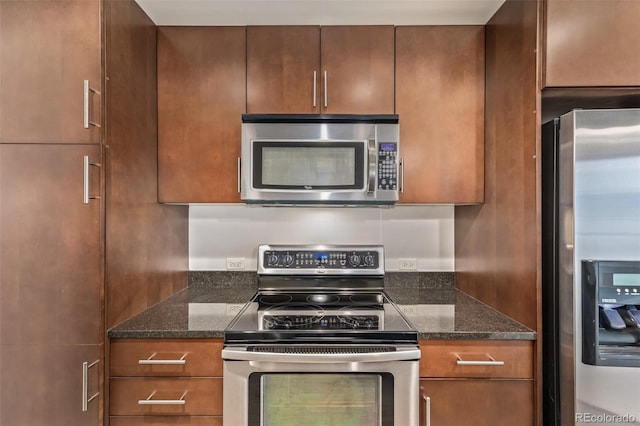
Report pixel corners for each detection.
[108,272,535,340]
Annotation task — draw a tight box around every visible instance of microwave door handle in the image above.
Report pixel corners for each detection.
[367,139,376,194]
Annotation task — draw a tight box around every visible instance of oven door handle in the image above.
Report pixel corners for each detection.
[222,347,421,363]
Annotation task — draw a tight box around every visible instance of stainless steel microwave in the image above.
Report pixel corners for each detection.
[240,114,401,206]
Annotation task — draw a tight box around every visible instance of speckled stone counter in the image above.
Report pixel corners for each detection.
[108,271,535,340]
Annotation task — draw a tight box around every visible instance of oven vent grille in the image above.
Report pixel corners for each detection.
[248,346,395,354]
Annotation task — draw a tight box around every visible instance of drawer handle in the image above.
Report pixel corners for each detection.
[138,352,187,365]
[455,354,505,366]
[138,390,187,406]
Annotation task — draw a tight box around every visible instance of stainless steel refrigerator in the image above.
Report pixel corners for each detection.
[542,109,640,425]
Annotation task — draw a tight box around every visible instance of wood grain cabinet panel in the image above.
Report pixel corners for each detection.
[110,339,223,377]
[420,378,534,426]
[419,340,534,379]
[0,0,101,143]
[110,417,222,426]
[110,377,223,416]
[157,26,246,203]
[395,26,485,203]
[109,339,223,422]
[247,26,321,114]
[419,340,535,426]
[0,144,103,425]
[246,25,394,115]
[544,0,640,87]
[320,26,395,114]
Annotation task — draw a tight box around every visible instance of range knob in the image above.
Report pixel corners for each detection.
[364,255,375,266]
[282,254,294,266]
[348,254,361,266]
[267,254,279,266]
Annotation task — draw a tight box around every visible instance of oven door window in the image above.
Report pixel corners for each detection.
[248,373,393,426]
[252,141,366,190]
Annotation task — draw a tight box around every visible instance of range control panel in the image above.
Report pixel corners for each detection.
[258,245,384,275]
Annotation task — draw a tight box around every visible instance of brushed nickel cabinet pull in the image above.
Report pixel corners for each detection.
[237,157,242,193]
[83,80,101,129]
[138,352,187,365]
[455,354,505,366]
[81,360,99,412]
[138,390,188,406]
[423,394,431,426]
[323,70,328,108]
[83,156,102,204]
[313,71,317,108]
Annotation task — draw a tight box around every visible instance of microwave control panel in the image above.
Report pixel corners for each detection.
[378,143,398,191]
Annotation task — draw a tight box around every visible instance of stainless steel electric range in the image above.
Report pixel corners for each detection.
[222,244,420,426]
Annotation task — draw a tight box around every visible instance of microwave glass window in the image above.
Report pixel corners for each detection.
[261,147,356,186]
[260,374,381,426]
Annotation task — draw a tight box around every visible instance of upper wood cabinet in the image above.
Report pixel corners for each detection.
[157,27,246,203]
[246,25,395,114]
[0,0,101,143]
[544,0,640,87]
[247,26,321,114]
[396,26,485,204]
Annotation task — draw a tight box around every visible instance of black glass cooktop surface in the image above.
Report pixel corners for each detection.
[224,290,418,345]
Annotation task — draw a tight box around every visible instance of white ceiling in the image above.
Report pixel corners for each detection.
[135,0,507,26]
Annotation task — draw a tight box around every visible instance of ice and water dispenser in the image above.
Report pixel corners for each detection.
[582,260,640,367]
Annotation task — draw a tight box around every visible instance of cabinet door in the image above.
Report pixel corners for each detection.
[0,0,101,143]
[396,26,485,203]
[320,26,395,114]
[0,144,103,425]
[420,379,534,426]
[247,26,320,114]
[544,0,640,87]
[158,27,246,203]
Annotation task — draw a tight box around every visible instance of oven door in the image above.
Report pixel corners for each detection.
[222,345,420,426]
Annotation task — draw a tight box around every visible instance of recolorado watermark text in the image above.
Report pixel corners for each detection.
[576,413,638,424]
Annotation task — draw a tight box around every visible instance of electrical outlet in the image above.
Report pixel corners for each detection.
[398,258,417,271]
[226,303,244,315]
[226,257,245,270]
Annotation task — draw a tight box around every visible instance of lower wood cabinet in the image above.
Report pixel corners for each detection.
[109,339,223,424]
[109,417,222,426]
[419,339,534,426]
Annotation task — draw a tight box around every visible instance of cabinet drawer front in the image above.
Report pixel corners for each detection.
[110,378,222,416]
[419,340,533,379]
[110,339,223,377]
[110,416,222,426]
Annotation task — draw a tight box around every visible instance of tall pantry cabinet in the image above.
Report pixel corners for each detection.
[1,0,190,424]
[0,1,104,425]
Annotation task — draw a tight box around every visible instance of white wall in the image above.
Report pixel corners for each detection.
[189,205,454,271]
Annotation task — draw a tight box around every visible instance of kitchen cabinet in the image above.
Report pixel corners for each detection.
[396,26,485,203]
[0,0,101,143]
[544,0,640,87]
[419,340,534,426]
[247,25,395,114]
[0,144,103,425]
[157,26,246,203]
[247,26,321,114]
[109,339,223,424]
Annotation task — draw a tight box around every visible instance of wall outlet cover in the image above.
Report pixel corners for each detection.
[226,257,245,270]
[398,258,418,270]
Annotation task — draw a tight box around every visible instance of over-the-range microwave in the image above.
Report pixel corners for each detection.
[240,114,401,206]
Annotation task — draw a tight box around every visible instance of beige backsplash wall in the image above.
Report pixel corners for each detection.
[189,205,454,271]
